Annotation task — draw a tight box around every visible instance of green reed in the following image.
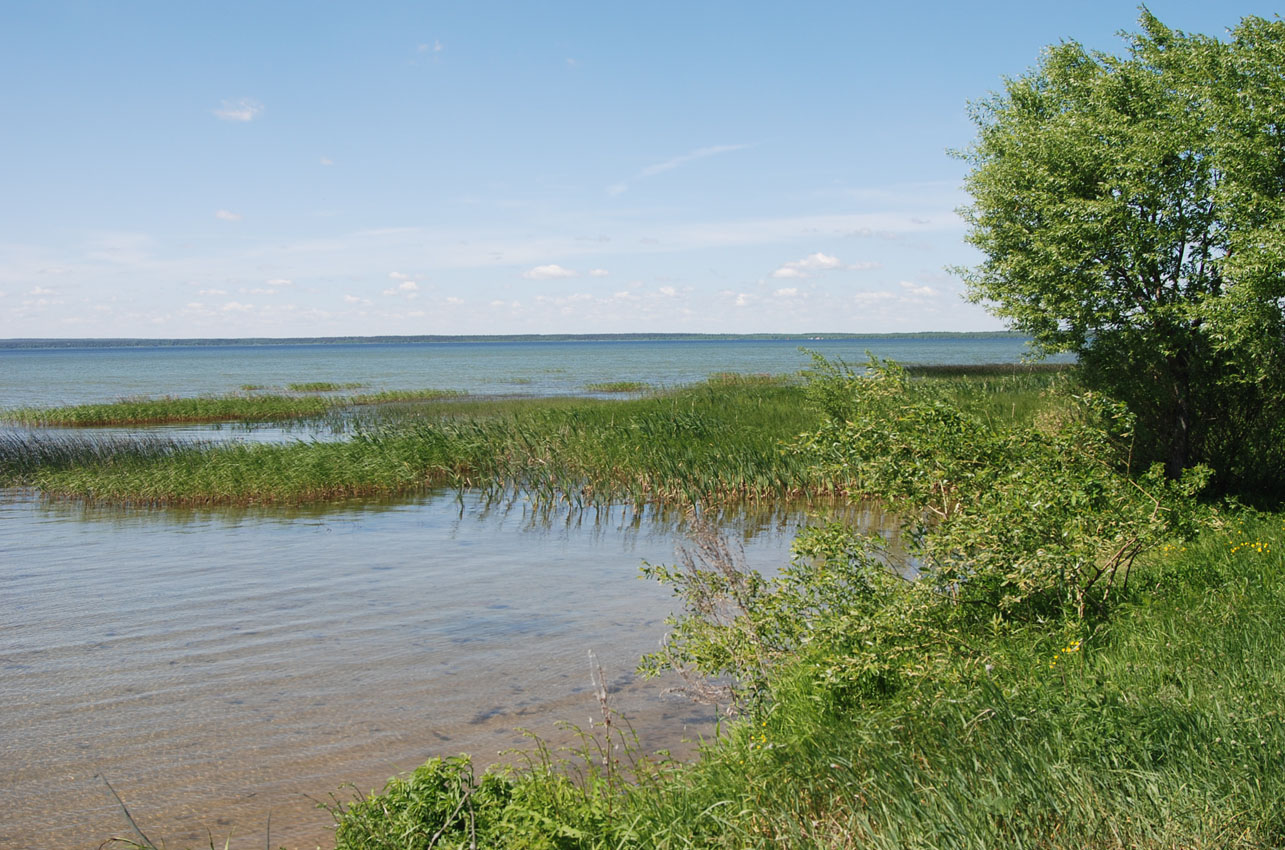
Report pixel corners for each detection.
[1,388,467,427]
[8,372,1068,507]
[13,380,823,506]
[287,381,365,392]
[582,381,652,393]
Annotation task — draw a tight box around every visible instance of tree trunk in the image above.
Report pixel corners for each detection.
[1165,354,1192,479]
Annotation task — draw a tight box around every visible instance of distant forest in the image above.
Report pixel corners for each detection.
[0,331,1026,350]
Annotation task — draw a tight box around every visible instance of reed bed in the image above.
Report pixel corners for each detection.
[14,380,826,507]
[582,381,652,393]
[0,431,194,480]
[1,388,466,427]
[4,372,1071,508]
[286,381,365,392]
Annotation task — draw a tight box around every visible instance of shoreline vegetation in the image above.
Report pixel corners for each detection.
[10,361,1280,848]
[0,365,1065,507]
[73,359,1285,850]
[0,388,466,427]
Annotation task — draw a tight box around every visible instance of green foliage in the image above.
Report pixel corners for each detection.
[643,357,1208,716]
[957,11,1285,495]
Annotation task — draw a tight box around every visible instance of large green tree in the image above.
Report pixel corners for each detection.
[957,11,1285,495]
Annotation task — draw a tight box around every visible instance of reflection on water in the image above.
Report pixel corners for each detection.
[0,488,903,850]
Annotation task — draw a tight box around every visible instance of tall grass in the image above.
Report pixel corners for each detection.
[0,388,465,427]
[5,372,1072,507]
[13,380,821,506]
[0,431,193,479]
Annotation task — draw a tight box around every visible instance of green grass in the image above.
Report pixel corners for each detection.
[330,512,1285,849]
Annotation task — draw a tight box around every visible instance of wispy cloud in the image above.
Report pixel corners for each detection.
[898,280,938,297]
[215,209,242,222]
[608,144,750,196]
[213,98,264,122]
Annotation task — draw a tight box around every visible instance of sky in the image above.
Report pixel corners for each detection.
[1,1,1277,339]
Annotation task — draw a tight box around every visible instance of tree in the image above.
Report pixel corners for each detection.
[956,11,1285,495]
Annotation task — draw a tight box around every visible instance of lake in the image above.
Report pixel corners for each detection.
[0,337,1037,848]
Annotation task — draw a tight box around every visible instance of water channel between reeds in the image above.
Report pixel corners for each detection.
[0,487,902,850]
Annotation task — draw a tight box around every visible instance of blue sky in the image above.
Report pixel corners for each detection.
[0,1,1275,338]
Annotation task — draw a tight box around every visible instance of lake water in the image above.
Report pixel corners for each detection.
[0,337,1046,409]
[0,337,1032,849]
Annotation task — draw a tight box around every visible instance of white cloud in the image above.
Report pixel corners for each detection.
[418,40,443,54]
[658,286,676,296]
[243,287,276,295]
[445,296,464,305]
[221,301,253,312]
[343,294,371,305]
[382,280,419,296]
[213,98,264,122]
[588,268,609,278]
[215,209,242,222]
[609,143,750,195]
[773,287,799,297]
[771,252,865,279]
[29,286,55,295]
[199,288,228,296]
[898,281,939,297]
[320,157,335,166]
[389,271,412,280]
[267,278,293,286]
[522,264,578,279]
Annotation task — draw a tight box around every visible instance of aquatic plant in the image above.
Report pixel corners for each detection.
[0,388,466,427]
[582,381,652,393]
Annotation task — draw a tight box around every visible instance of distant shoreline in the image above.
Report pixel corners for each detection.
[0,331,1026,351]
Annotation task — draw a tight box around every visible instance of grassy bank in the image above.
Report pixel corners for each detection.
[321,358,1285,849]
[323,512,1285,849]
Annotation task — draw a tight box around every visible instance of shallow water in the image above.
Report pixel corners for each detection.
[0,489,899,849]
[0,338,998,848]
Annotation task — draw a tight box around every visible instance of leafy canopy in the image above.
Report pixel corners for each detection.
[956,11,1285,494]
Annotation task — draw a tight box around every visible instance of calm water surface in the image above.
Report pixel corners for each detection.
[0,339,1012,848]
[0,337,1049,409]
[4,491,879,848]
